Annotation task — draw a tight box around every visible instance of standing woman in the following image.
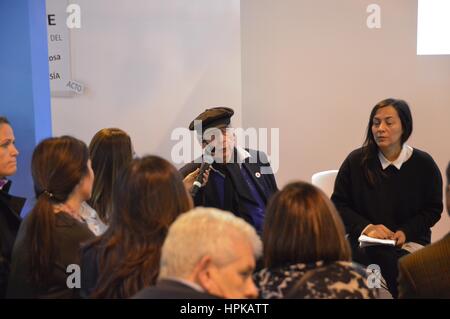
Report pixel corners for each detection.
[331,98,443,298]
[0,117,25,298]
[7,136,95,298]
[80,155,193,299]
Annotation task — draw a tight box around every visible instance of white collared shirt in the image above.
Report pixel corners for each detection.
[235,145,251,165]
[378,144,413,170]
[79,202,108,236]
[210,146,251,176]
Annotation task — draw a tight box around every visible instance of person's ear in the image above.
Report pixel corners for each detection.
[194,255,216,293]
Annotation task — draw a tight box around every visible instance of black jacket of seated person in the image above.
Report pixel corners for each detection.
[180,148,278,234]
[0,180,25,298]
[332,147,442,246]
[6,212,94,298]
[331,147,443,298]
[132,279,220,299]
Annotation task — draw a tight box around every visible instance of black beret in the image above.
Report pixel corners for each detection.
[189,107,234,133]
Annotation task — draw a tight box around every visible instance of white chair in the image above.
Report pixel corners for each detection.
[311,170,393,299]
[311,170,339,198]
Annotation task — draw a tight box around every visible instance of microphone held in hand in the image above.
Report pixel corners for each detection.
[191,146,214,197]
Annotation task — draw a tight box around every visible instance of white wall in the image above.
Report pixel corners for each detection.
[51,0,242,161]
[50,0,449,242]
[241,0,450,241]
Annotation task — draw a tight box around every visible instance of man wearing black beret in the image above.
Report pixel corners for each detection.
[180,107,278,235]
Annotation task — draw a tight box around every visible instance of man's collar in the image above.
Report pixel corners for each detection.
[235,146,251,163]
[0,178,10,191]
[159,277,205,293]
[378,144,413,170]
[211,146,251,168]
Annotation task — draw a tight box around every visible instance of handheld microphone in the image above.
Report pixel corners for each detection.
[191,145,214,197]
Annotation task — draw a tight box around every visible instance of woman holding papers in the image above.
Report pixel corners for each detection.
[331,98,443,298]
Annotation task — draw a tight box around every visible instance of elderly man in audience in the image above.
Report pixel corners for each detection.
[133,207,261,299]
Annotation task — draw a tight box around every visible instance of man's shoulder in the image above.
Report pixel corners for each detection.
[132,279,219,299]
[245,149,271,165]
[400,234,450,271]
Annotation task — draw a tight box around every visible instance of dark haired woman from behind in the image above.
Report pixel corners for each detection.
[7,136,95,298]
[80,155,193,299]
[254,182,376,299]
[85,128,133,229]
[331,98,443,298]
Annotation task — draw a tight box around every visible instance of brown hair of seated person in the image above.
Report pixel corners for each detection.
[88,128,133,223]
[87,155,193,298]
[29,136,91,286]
[263,181,351,269]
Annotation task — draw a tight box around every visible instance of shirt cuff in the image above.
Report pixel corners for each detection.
[361,224,373,236]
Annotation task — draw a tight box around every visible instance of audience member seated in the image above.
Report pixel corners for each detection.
[80,155,192,298]
[0,117,25,298]
[254,182,377,299]
[85,128,134,230]
[7,136,95,298]
[286,261,375,299]
[397,161,450,298]
[133,207,261,299]
[331,98,443,298]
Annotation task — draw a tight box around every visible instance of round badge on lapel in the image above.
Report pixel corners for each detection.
[255,172,261,178]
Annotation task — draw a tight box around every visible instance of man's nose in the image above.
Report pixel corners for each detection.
[245,280,258,299]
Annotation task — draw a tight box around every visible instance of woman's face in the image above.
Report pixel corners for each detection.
[371,106,404,151]
[0,124,19,178]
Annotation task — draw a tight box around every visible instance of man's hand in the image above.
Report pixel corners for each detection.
[363,224,394,239]
[393,230,406,247]
[183,167,210,193]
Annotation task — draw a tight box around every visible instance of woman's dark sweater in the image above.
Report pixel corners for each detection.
[6,212,94,298]
[331,147,443,246]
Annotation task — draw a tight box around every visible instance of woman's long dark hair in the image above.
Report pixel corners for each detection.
[28,136,89,286]
[88,128,133,223]
[263,182,351,268]
[87,155,193,299]
[361,98,413,186]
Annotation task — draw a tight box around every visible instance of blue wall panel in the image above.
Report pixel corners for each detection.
[0,0,52,215]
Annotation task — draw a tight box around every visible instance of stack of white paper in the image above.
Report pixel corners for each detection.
[358,235,396,248]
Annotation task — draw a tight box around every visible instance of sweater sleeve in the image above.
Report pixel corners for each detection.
[331,155,371,239]
[398,158,443,242]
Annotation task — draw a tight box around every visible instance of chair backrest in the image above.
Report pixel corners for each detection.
[311,170,339,198]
